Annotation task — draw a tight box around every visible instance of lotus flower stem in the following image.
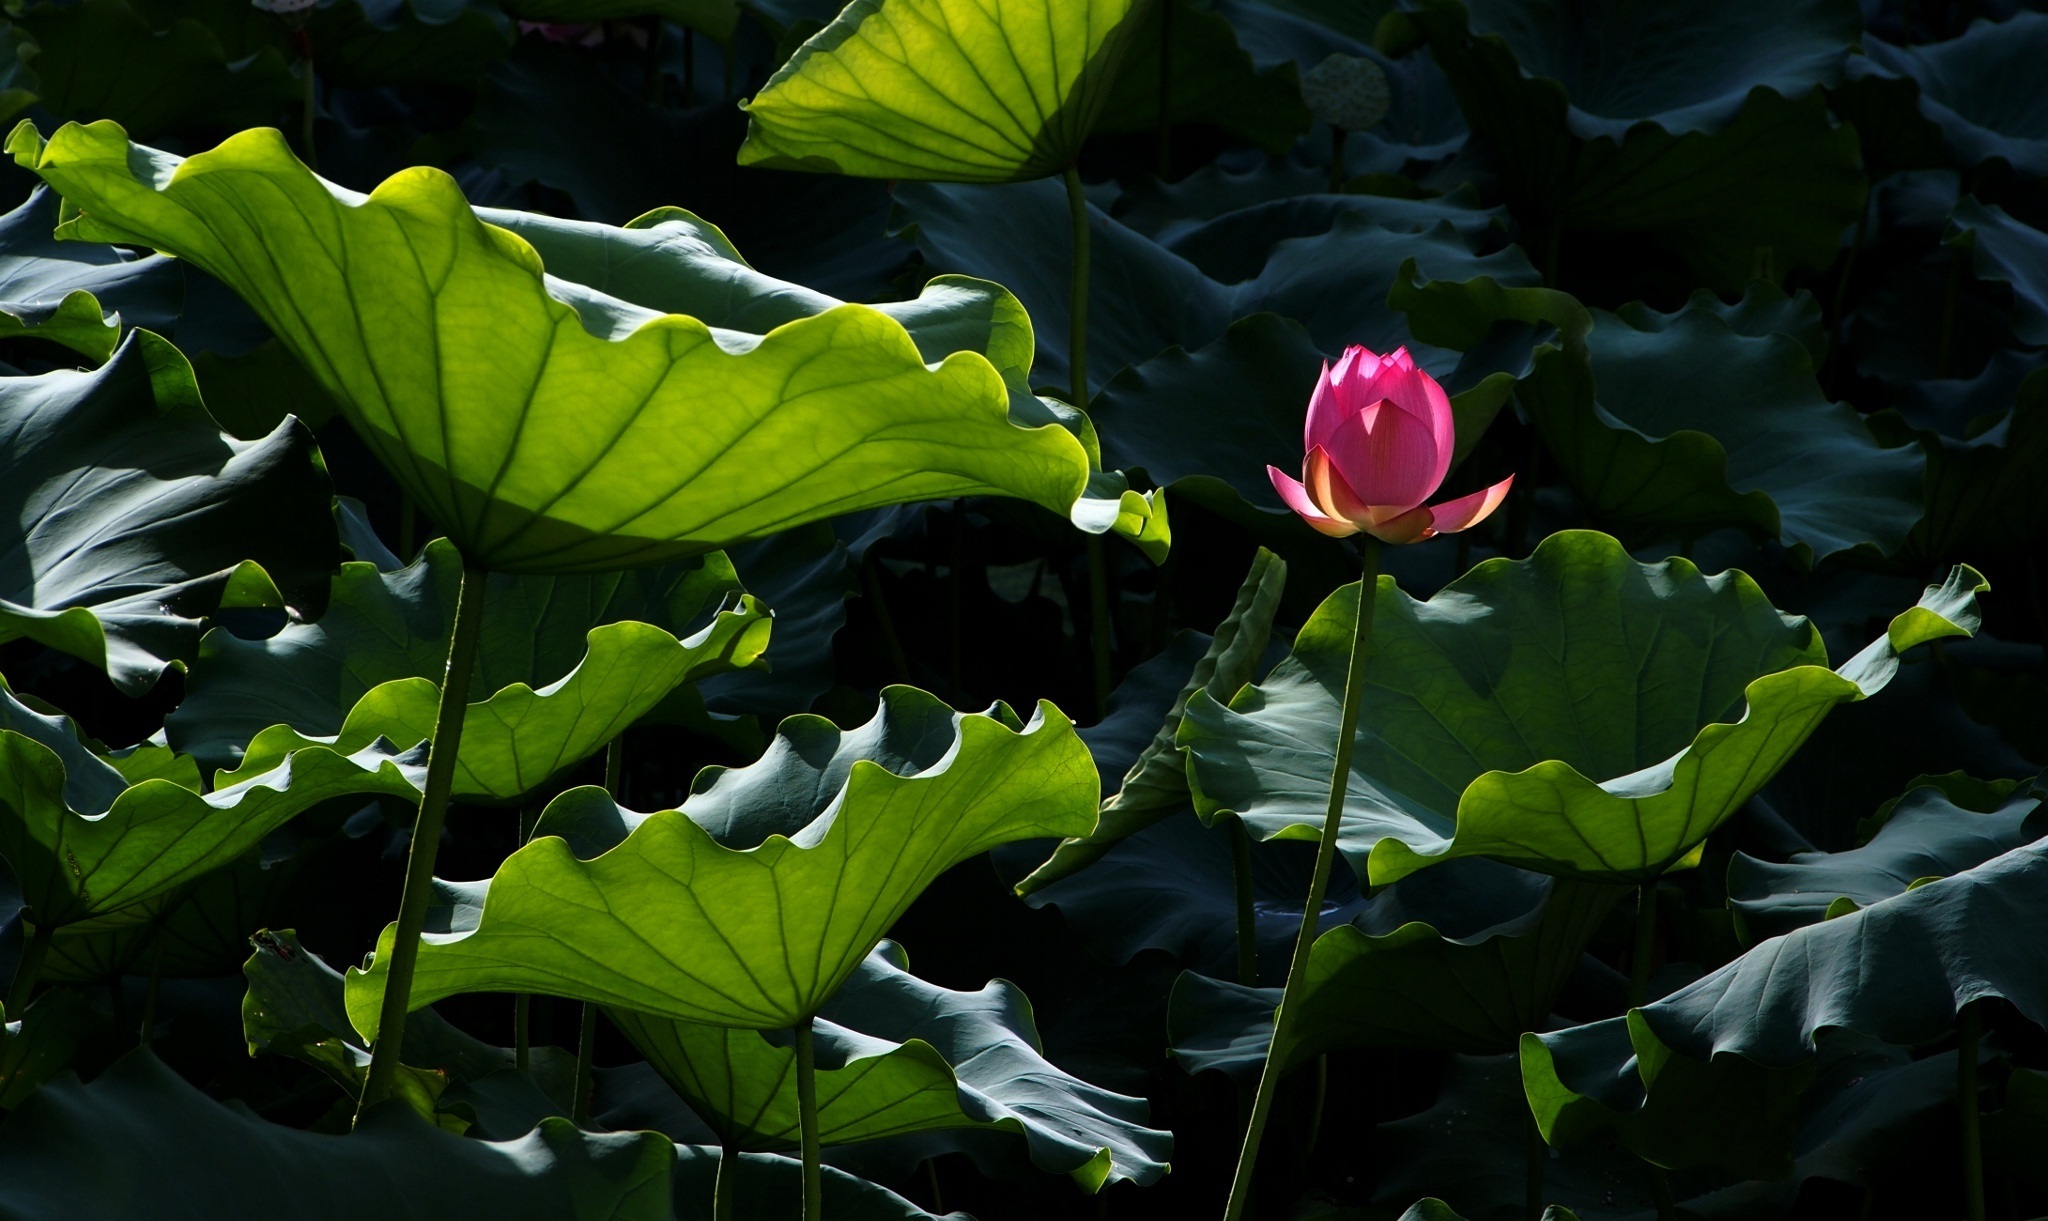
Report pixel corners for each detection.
[357,556,488,1119]
[1627,883,1657,1008]
[570,738,629,1125]
[714,1140,738,1221]
[513,994,530,1072]
[1525,1109,1546,1221]
[796,1015,824,1221]
[1221,538,1380,1221]
[5,920,50,1016]
[1063,163,1117,719]
[1960,1001,1986,1221]
[1228,816,1257,986]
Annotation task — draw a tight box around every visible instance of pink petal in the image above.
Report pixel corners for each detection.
[1426,475,1516,536]
[1304,360,1341,453]
[1353,353,1455,496]
[1305,445,1376,524]
[1323,395,1442,512]
[1361,504,1436,545]
[1269,465,1359,538]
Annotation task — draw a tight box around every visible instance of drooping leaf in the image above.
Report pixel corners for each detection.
[609,942,1171,1189]
[9,120,1157,574]
[0,332,337,695]
[737,0,1150,183]
[1523,835,2048,1177]
[0,1050,677,1221]
[1728,775,2044,942]
[344,687,1097,1038]
[0,186,176,363]
[893,177,1537,397]
[0,685,425,930]
[1848,14,2048,178]
[1180,530,1986,886]
[1395,271,1925,562]
[167,538,769,803]
[1020,547,1286,890]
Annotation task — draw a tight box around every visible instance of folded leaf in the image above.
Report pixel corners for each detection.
[344,687,1097,1037]
[1180,530,1986,885]
[8,119,1146,573]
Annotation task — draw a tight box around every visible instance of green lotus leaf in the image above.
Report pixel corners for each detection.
[1394,270,1925,562]
[1872,364,2048,559]
[1851,14,2048,177]
[1180,530,1986,886]
[502,0,737,41]
[1389,0,1865,290]
[694,525,851,727]
[37,845,302,984]
[609,942,1170,1189]
[1020,547,1286,892]
[893,178,1536,397]
[0,1049,676,1221]
[167,537,769,804]
[737,0,1150,183]
[8,120,1151,574]
[0,988,90,1108]
[0,684,426,930]
[1949,197,2048,346]
[343,687,1098,1038]
[0,186,177,363]
[1523,836,2048,1177]
[1091,0,1309,154]
[0,332,337,695]
[12,0,299,140]
[1168,868,1620,1077]
[1729,776,2044,942]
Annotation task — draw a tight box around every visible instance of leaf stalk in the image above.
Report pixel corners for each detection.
[796,1015,824,1221]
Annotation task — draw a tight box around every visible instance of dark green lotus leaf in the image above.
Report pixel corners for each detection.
[12,0,299,140]
[1728,776,2044,942]
[0,685,426,930]
[0,22,37,126]
[1851,14,2048,177]
[609,942,1170,1189]
[1168,866,1620,1079]
[0,1049,676,1221]
[0,186,176,363]
[1395,270,1924,561]
[1524,836,2048,1177]
[670,1145,962,1221]
[737,0,1149,183]
[0,333,337,695]
[1146,188,1506,284]
[1949,197,2048,346]
[893,177,1536,397]
[0,988,90,1108]
[1391,0,1865,290]
[1181,530,1985,886]
[502,0,736,41]
[166,538,769,803]
[1020,547,1285,891]
[119,0,511,90]
[1872,365,2048,559]
[344,687,1097,1037]
[10,121,1151,575]
[692,524,851,726]
[1092,0,1309,154]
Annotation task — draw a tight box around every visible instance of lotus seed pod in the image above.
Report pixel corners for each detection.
[1300,53,1391,133]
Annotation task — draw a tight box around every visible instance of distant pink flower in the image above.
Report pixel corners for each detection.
[1268,346,1514,544]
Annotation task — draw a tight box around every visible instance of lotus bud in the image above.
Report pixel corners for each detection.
[1268,345,1513,544]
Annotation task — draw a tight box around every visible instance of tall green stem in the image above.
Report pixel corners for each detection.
[5,920,50,1016]
[1960,1001,1986,1221]
[1221,539,1380,1221]
[713,1141,738,1221]
[514,993,531,1072]
[570,738,628,1124]
[1229,816,1258,986]
[357,557,488,1118]
[795,1016,824,1221]
[1064,164,1114,719]
[1628,883,1657,1008]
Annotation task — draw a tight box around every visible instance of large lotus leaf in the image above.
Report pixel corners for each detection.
[1091,0,1309,154]
[1523,835,2048,1177]
[167,538,769,803]
[38,846,305,984]
[1873,364,2048,559]
[0,186,176,363]
[8,121,1143,575]
[0,1049,675,1221]
[1394,270,1923,561]
[1728,776,2045,942]
[1949,197,2048,346]
[344,687,1097,1037]
[1851,14,2048,177]
[12,0,299,140]
[1180,530,1986,886]
[1391,0,1864,290]
[0,685,426,930]
[736,0,1150,183]
[0,332,337,695]
[1168,867,1620,1078]
[1019,546,1286,891]
[113,0,510,90]
[609,943,1170,1189]
[893,177,1537,397]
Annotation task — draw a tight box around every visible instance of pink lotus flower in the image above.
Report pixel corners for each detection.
[1268,346,1515,544]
